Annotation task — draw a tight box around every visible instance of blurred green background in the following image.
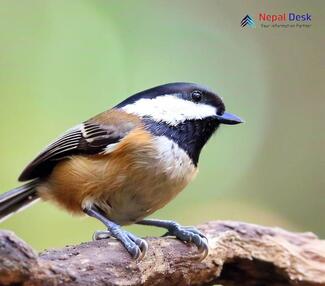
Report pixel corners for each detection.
[0,0,323,250]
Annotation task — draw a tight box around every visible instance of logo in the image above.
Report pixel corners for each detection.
[240,13,312,29]
[241,15,255,27]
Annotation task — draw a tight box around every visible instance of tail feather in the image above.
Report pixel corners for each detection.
[0,180,40,222]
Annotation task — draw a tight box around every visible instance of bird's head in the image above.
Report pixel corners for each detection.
[115,82,243,164]
[116,82,242,126]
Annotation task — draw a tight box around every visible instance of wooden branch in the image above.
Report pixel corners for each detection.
[0,221,324,286]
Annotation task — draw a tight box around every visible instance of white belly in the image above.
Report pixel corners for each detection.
[100,136,197,225]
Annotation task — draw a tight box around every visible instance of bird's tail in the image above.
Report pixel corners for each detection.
[0,180,40,223]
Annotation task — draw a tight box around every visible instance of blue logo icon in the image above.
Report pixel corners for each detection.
[241,15,255,27]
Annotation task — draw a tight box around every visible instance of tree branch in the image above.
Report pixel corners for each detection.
[0,221,324,286]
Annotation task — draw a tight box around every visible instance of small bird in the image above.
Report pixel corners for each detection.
[0,82,242,260]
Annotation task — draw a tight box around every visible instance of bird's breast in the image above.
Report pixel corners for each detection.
[98,131,198,224]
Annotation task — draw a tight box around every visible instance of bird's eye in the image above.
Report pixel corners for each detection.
[191,90,202,102]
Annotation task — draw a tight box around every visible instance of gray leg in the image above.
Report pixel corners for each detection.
[137,219,209,260]
[84,206,148,260]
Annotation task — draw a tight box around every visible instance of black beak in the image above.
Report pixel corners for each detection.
[215,112,244,125]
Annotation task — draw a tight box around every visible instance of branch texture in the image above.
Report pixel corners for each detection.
[0,221,324,286]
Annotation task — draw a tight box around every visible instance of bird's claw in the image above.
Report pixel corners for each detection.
[164,224,209,261]
[92,228,148,261]
[125,231,148,261]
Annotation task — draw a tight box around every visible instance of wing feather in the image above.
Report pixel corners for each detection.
[18,121,125,181]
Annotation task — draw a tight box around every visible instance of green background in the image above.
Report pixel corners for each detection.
[0,0,323,250]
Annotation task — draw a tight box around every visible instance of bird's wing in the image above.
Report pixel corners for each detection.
[18,121,130,181]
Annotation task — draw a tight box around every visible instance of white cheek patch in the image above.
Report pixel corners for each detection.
[121,95,217,125]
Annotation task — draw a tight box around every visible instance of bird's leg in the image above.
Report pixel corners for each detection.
[84,206,148,260]
[137,219,209,260]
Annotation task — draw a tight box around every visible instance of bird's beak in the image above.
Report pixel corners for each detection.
[215,112,244,125]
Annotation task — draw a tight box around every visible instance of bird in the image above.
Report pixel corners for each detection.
[0,82,243,260]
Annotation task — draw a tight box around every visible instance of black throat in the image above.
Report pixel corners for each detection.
[143,117,220,166]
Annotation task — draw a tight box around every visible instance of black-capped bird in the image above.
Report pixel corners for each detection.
[0,83,243,260]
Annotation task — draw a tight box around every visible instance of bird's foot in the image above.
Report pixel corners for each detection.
[92,227,148,260]
[163,222,209,260]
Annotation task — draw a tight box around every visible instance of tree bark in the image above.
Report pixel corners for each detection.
[0,221,324,286]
